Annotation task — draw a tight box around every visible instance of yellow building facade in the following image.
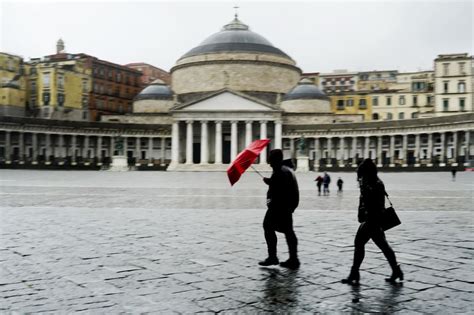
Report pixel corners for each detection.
[27,57,91,120]
[0,53,26,116]
[329,93,372,120]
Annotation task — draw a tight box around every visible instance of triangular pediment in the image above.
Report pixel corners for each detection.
[171,90,280,112]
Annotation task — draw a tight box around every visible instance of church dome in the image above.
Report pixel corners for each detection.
[180,17,290,60]
[171,16,301,102]
[283,78,329,101]
[135,79,173,101]
[281,78,331,114]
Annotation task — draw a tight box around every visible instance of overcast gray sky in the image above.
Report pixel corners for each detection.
[1,0,472,73]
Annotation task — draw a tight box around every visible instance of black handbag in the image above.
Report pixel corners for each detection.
[380,192,401,231]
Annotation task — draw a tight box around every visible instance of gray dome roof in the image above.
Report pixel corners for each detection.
[283,78,329,101]
[180,17,291,59]
[135,80,173,100]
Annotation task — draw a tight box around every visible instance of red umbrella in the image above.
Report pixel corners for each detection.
[227,139,270,186]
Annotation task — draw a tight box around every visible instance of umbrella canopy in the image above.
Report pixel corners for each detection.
[227,139,270,186]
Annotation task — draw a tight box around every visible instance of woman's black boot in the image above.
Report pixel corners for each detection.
[385,264,404,283]
[341,267,360,285]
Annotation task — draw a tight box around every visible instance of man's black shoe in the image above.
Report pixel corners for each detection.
[258,257,279,266]
[280,258,300,269]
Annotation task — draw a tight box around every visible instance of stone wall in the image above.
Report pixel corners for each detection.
[133,99,175,113]
[281,99,332,113]
[171,62,300,95]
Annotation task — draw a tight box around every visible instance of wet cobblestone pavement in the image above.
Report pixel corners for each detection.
[0,170,473,313]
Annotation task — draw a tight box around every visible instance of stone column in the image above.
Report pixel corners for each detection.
[123,136,128,156]
[351,137,357,166]
[215,121,222,164]
[402,134,408,166]
[245,121,253,147]
[45,133,51,163]
[200,121,209,164]
[160,137,166,165]
[259,121,267,164]
[83,135,90,159]
[32,133,38,164]
[71,134,77,164]
[427,133,433,165]
[314,137,320,168]
[440,132,446,164]
[97,136,102,163]
[414,134,420,165]
[376,135,383,166]
[171,122,180,165]
[231,121,238,161]
[339,137,345,165]
[452,131,458,163]
[389,135,395,166]
[465,131,471,164]
[135,137,141,164]
[4,131,11,162]
[89,137,96,160]
[110,136,115,157]
[327,137,332,165]
[274,120,282,149]
[18,132,24,162]
[186,120,193,164]
[364,136,370,158]
[148,137,153,165]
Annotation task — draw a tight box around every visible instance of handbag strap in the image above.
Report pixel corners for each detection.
[384,191,394,207]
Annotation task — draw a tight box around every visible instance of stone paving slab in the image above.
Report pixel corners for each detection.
[0,170,473,313]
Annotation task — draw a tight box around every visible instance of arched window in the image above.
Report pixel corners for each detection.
[411,112,419,119]
[458,81,466,93]
[372,113,379,120]
[399,112,405,120]
[386,113,393,120]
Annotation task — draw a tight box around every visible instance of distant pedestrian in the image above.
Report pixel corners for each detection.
[315,175,323,196]
[451,168,457,181]
[259,149,300,269]
[341,159,403,285]
[337,177,344,193]
[323,172,331,196]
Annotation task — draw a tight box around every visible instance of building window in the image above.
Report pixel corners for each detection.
[459,62,465,74]
[399,112,405,120]
[43,92,50,105]
[30,80,36,93]
[443,81,449,93]
[116,73,121,82]
[58,93,65,106]
[337,99,345,110]
[372,97,378,106]
[443,63,449,76]
[358,98,367,109]
[347,98,354,106]
[82,80,88,92]
[460,98,465,111]
[30,67,37,75]
[30,98,36,107]
[82,97,88,108]
[427,96,432,105]
[372,113,379,120]
[411,112,418,119]
[57,75,64,89]
[458,81,466,93]
[386,113,393,120]
[443,99,449,111]
[413,95,417,106]
[399,95,405,105]
[386,96,392,106]
[43,73,50,88]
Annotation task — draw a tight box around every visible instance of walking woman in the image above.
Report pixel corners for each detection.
[342,159,403,285]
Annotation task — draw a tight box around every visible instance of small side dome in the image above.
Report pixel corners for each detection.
[283,78,329,101]
[135,79,173,101]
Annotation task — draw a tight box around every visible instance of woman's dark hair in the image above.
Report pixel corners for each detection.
[357,158,378,180]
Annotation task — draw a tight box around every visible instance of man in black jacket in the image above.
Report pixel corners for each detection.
[259,149,300,269]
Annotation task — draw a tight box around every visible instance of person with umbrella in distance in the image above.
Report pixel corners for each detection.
[259,149,300,269]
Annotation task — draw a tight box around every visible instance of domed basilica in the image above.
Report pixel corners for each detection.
[103,15,363,170]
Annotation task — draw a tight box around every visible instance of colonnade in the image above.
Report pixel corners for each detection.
[0,131,169,166]
[170,119,282,166]
[308,130,471,167]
